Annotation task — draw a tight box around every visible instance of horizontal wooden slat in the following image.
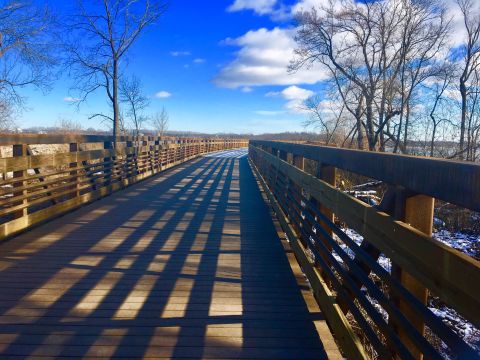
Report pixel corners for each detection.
[0,149,113,173]
[0,134,113,145]
[0,134,248,146]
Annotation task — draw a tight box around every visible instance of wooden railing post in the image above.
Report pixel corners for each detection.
[154,138,160,171]
[126,139,135,177]
[13,144,27,219]
[69,142,80,198]
[394,194,434,360]
[315,163,336,282]
[142,138,148,174]
[103,141,113,186]
[293,154,304,170]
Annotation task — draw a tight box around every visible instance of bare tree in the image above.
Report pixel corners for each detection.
[0,99,14,131]
[393,0,450,153]
[465,69,480,161]
[0,1,56,130]
[302,94,345,145]
[64,0,167,143]
[456,0,480,159]
[330,69,366,149]
[56,118,83,134]
[151,107,169,136]
[428,69,454,157]
[120,75,149,136]
[291,0,449,152]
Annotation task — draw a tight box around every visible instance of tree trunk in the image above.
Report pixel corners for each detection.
[365,96,376,151]
[356,118,364,150]
[403,101,410,153]
[460,79,467,159]
[113,59,120,145]
[355,96,364,150]
[430,122,437,157]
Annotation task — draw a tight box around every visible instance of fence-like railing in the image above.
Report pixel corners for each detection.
[249,140,480,360]
[0,135,247,241]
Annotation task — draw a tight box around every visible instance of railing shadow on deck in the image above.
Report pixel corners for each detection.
[0,150,329,359]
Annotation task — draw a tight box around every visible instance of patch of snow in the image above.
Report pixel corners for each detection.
[332,226,480,357]
[334,227,392,272]
[434,217,446,228]
[434,230,480,260]
[429,302,480,357]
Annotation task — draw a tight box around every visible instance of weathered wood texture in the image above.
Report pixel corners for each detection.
[0,137,248,242]
[0,149,340,359]
[249,143,480,360]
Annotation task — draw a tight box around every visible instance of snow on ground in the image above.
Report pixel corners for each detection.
[429,303,480,357]
[333,228,392,271]
[433,230,480,260]
[331,226,480,357]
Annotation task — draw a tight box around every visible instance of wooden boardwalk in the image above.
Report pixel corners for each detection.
[0,149,340,359]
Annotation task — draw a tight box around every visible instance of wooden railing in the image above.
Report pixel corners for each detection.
[249,140,480,360]
[0,135,247,241]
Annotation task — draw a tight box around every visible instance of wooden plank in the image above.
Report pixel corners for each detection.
[0,134,113,145]
[250,145,480,327]
[0,134,249,146]
[0,149,112,173]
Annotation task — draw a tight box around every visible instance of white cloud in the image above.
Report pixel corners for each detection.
[289,0,473,51]
[227,0,277,15]
[443,0,479,49]
[281,85,314,100]
[170,51,191,57]
[268,85,314,112]
[154,91,172,98]
[265,90,280,97]
[214,27,329,88]
[193,58,206,64]
[254,110,286,116]
[63,96,80,102]
[291,0,332,14]
[227,0,289,20]
[241,86,253,93]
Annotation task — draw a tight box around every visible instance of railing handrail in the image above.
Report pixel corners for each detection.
[0,134,246,146]
[251,140,480,212]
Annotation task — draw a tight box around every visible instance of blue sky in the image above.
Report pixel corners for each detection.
[20,0,328,134]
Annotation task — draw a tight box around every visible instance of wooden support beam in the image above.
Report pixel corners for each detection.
[395,194,434,360]
[293,154,304,170]
[315,163,336,284]
[13,144,28,219]
[69,143,80,199]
